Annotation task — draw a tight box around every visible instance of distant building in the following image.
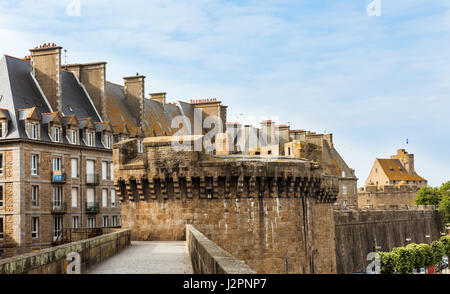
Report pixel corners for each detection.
[358,149,427,208]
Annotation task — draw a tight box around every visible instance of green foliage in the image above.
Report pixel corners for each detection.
[440,236,450,256]
[392,247,414,274]
[378,252,398,274]
[431,241,445,264]
[438,195,450,224]
[419,244,434,266]
[406,243,425,269]
[439,181,450,198]
[415,187,441,205]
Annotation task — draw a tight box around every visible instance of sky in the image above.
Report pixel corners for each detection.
[0,0,449,187]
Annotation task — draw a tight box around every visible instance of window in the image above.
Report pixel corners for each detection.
[103,216,109,227]
[53,217,62,241]
[343,200,348,209]
[52,157,62,172]
[71,158,78,178]
[31,217,39,239]
[0,123,3,138]
[112,215,118,227]
[0,217,4,239]
[72,216,79,229]
[31,154,39,175]
[102,189,108,207]
[71,187,78,208]
[105,135,111,149]
[0,153,3,174]
[111,189,116,208]
[53,127,60,142]
[71,130,77,144]
[31,185,39,207]
[52,186,63,207]
[342,184,348,195]
[87,217,96,228]
[102,161,108,180]
[0,186,3,207]
[341,170,346,178]
[30,123,38,139]
[138,140,143,153]
[87,132,93,147]
[110,162,114,181]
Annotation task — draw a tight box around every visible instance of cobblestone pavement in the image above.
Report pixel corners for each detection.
[87,241,193,274]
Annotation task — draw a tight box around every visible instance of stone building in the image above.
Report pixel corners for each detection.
[114,136,339,273]
[357,149,427,208]
[0,43,228,258]
[216,122,358,209]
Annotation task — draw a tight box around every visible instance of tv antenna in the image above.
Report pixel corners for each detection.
[64,49,68,69]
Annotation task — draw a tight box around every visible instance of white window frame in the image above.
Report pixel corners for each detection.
[87,132,93,147]
[31,185,39,207]
[87,217,96,228]
[110,162,114,181]
[52,217,62,241]
[71,130,77,144]
[30,123,38,140]
[71,187,78,208]
[112,215,118,227]
[102,161,108,180]
[103,216,109,227]
[53,127,60,143]
[342,184,348,195]
[111,189,116,208]
[31,154,39,175]
[52,186,63,207]
[72,216,79,229]
[71,158,78,178]
[105,135,111,149]
[102,189,108,208]
[31,217,39,239]
[138,140,143,153]
[52,157,62,172]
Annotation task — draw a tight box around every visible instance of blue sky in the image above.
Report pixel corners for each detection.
[0,0,449,186]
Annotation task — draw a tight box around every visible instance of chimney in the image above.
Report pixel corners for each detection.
[123,74,145,127]
[150,92,166,105]
[67,62,107,121]
[30,43,63,112]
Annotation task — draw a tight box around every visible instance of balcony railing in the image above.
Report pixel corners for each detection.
[86,173,100,185]
[51,201,67,214]
[86,202,100,214]
[51,171,66,184]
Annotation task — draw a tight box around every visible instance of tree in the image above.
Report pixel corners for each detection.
[431,240,445,265]
[438,181,450,198]
[415,187,441,206]
[438,195,450,225]
[420,244,434,267]
[440,236,450,257]
[379,251,398,274]
[393,247,414,274]
[407,243,426,271]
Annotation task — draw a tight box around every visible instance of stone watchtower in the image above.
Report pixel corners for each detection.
[113,135,340,274]
[390,149,414,175]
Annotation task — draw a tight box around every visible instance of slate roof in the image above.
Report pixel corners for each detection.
[0,54,202,149]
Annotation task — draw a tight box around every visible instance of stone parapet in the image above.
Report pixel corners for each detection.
[0,229,131,274]
[186,225,255,274]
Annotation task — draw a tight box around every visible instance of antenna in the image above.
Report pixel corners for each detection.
[64,49,68,69]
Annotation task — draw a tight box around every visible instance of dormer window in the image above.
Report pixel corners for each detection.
[70,130,77,144]
[87,132,94,147]
[53,127,60,142]
[30,123,38,140]
[105,134,112,149]
[138,140,143,153]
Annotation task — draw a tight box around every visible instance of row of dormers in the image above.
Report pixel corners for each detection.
[0,107,143,149]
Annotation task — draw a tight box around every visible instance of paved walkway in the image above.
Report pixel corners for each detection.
[87,241,193,274]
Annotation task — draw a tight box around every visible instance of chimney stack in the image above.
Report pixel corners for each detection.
[150,92,166,105]
[123,74,145,127]
[66,62,108,121]
[29,43,63,112]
